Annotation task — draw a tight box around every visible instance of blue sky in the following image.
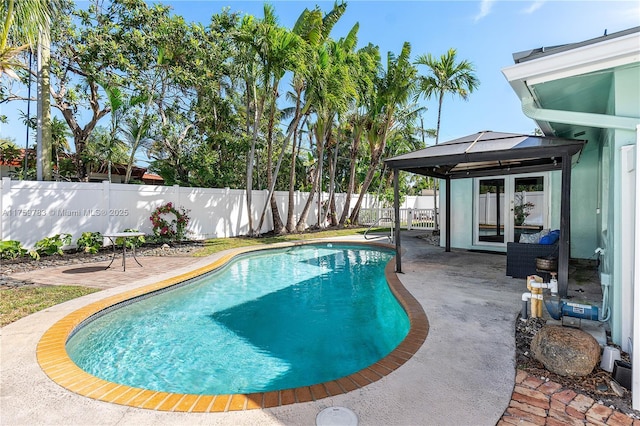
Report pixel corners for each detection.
[2,0,639,155]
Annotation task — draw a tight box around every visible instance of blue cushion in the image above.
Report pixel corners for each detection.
[539,230,560,245]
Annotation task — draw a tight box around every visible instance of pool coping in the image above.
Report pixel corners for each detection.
[36,240,429,413]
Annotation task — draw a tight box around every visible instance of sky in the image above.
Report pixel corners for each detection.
[1,0,639,160]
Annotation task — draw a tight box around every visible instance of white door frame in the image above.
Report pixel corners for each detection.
[473,172,550,247]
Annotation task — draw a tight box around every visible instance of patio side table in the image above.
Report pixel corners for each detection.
[103,232,145,271]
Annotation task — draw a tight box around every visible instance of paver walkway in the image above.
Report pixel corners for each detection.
[6,255,203,289]
[501,371,639,426]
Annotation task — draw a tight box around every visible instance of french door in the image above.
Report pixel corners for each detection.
[474,174,547,247]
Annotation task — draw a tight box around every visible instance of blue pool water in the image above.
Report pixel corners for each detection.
[66,244,409,394]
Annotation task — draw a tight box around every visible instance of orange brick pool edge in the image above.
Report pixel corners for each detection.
[36,241,429,412]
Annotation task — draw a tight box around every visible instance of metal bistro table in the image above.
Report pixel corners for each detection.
[103,232,145,271]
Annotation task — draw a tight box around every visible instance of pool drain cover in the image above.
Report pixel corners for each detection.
[316,406,358,426]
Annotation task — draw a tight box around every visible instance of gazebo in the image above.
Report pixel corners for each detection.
[384,131,586,297]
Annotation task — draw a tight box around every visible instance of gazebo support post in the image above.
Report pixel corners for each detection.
[559,154,571,297]
[393,169,402,273]
[445,177,451,252]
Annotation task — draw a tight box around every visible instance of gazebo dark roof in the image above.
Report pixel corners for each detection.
[384,131,586,179]
[384,130,587,299]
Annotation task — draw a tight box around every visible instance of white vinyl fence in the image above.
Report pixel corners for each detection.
[358,194,439,230]
[358,208,437,230]
[1,178,414,248]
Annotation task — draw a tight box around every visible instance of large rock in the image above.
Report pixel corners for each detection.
[530,325,600,377]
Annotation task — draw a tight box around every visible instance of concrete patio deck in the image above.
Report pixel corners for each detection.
[0,232,616,425]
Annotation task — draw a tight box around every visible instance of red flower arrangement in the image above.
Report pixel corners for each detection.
[149,202,190,241]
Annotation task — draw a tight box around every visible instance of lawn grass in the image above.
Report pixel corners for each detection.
[191,227,392,257]
[0,286,100,327]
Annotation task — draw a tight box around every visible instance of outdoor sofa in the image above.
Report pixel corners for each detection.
[506,229,560,278]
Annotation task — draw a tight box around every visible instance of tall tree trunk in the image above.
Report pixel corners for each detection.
[55,80,109,181]
[255,103,306,234]
[316,124,326,228]
[349,145,384,225]
[339,131,361,225]
[36,30,51,181]
[296,130,322,232]
[245,80,262,235]
[286,114,306,233]
[266,82,284,234]
[325,132,339,226]
[295,158,320,232]
[70,130,89,180]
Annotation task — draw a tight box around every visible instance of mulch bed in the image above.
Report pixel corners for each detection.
[0,241,207,287]
[516,316,637,417]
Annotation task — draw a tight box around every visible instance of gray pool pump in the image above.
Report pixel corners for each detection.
[521,274,600,321]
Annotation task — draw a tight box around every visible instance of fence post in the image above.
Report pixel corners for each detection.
[407,208,413,230]
[173,184,180,208]
[224,187,230,238]
[102,180,110,232]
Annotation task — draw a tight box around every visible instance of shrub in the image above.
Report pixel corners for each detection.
[149,202,190,242]
[0,240,28,260]
[34,233,72,256]
[76,232,103,254]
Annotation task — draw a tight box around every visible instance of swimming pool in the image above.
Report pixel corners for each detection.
[65,244,410,395]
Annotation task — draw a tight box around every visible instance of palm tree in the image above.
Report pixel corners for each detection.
[1,0,60,181]
[122,116,153,184]
[415,48,479,230]
[0,0,57,78]
[338,42,379,226]
[349,42,417,224]
[294,33,356,231]
[235,5,306,235]
[414,48,479,144]
[284,3,347,232]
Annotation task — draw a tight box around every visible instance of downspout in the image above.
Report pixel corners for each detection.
[633,124,640,411]
[521,97,640,411]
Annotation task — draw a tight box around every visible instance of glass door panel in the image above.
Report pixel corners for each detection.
[512,176,545,243]
[477,178,505,243]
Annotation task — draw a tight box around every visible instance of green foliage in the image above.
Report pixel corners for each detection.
[115,229,145,249]
[34,233,72,256]
[414,48,479,144]
[76,232,103,254]
[0,139,21,163]
[3,0,456,213]
[0,240,28,259]
[83,126,129,173]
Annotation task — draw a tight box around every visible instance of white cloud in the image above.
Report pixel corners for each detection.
[522,1,546,14]
[474,0,495,22]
